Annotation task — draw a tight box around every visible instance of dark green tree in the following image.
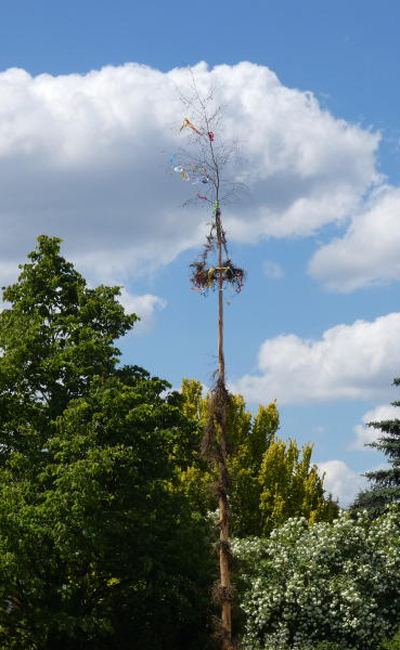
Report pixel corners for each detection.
[0,236,215,649]
[0,234,136,458]
[352,377,400,517]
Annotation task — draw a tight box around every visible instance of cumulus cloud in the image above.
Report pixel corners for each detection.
[118,289,166,333]
[318,460,367,507]
[351,403,400,450]
[309,185,400,292]
[0,261,19,290]
[0,266,165,332]
[0,61,380,288]
[232,313,400,405]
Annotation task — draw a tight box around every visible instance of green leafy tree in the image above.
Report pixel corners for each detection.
[0,235,136,456]
[179,379,337,537]
[352,376,400,517]
[0,237,215,650]
[233,508,400,650]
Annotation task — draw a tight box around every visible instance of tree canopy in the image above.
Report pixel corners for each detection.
[0,236,215,649]
[352,376,400,517]
[0,235,136,455]
[178,379,338,538]
[233,508,400,650]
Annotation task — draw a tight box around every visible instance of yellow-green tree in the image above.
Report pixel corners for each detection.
[178,379,338,537]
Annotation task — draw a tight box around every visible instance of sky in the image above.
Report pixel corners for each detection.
[1,0,400,506]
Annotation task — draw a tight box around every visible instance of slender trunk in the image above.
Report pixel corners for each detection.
[215,205,232,650]
[216,207,225,383]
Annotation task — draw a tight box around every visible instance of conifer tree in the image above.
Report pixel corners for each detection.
[352,376,400,517]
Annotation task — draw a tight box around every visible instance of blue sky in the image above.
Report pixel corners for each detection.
[1,0,400,505]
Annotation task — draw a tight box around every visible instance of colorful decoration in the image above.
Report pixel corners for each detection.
[172,119,217,189]
[190,260,245,294]
[174,165,187,179]
[180,117,203,136]
[176,115,246,299]
[173,161,211,185]
[190,164,207,174]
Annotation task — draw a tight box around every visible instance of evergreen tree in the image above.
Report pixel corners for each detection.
[352,377,400,517]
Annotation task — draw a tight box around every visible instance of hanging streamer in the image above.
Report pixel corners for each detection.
[173,165,189,180]
[174,121,216,187]
[190,164,207,174]
[180,117,203,136]
[174,164,208,184]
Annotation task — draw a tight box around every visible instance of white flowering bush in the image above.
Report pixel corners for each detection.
[233,508,400,650]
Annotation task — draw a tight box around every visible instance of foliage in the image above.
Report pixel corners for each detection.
[383,630,400,650]
[233,508,400,650]
[0,237,215,649]
[0,235,137,456]
[352,377,400,517]
[178,379,338,537]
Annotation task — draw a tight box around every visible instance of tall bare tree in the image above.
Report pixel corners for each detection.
[172,84,245,650]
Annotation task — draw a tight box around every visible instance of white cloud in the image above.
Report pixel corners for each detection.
[351,403,400,449]
[317,460,367,507]
[0,261,165,334]
[0,61,380,288]
[118,289,166,333]
[232,313,400,405]
[0,261,23,311]
[263,260,284,279]
[309,185,400,292]
[0,261,19,290]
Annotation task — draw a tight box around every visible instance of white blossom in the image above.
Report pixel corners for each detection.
[232,507,400,649]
